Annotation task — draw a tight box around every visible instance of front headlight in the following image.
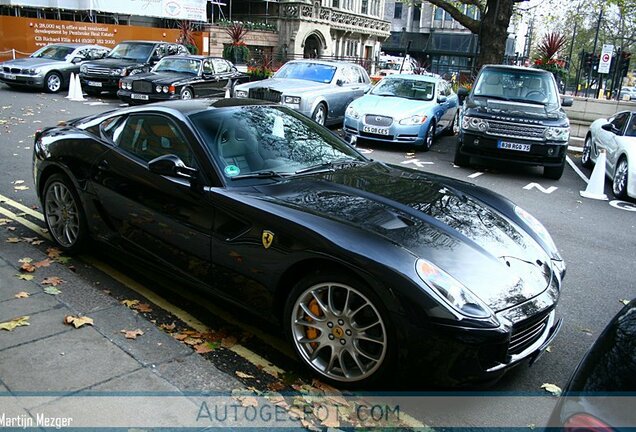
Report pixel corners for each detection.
[345,104,360,119]
[156,85,162,93]
[125,82,132,90]
[235,89,248,98]
[80,65,88,74]
[514,206,558,255]
[25,68,41,75]
[284,95,301,104]
[416,259,492,319]
[462,116,489,132]
[544,127,569,141]
[399,115,427,125]
[162,86,169,93]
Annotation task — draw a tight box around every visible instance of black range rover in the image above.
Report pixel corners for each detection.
[454,65,573,179]
[79,40,189,95]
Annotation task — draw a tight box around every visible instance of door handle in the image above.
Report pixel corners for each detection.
[97,160,109,171]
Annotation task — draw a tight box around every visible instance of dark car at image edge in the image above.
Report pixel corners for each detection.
[33,98,565,387]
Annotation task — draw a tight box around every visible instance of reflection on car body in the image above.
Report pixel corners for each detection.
[33,99,564,387]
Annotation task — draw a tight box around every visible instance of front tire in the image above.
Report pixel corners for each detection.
[544,158,566,180]
[421,121,435,152]
[44,72,63,93]
[180,87,194,100]
[284,271,393,387]
[612,157,629,199]
[85,87,101,97]
[312,103,327,126]
[42,173,88,254]
[453,140,470,167]
[582,135,594,169]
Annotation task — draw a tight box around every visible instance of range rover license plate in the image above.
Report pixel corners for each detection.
[131,93,149,100]
[363,125,390,135]
[498,141,531,152]
[87,81,102,87]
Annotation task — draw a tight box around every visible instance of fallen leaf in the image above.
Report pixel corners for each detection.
[235,371,255,379]
[63,315,94,328]
[21,237,37,243]
[0,316,30,331]
[620,299,630,306]
[14,291,30,298]
[121,299,139,308]
[134,303,152,313]
[236,395,258,407]
[31,239,44,246]
[15,273,34,281]
[55,256,71,264]
[121,329,144,339]
[20,262,36,273]
[18,257,33,263]
[316,404,340,428]
[579,327,593,335]
[183,337,203,346]
[12,180,24,185]
[267,381,286,392]
[46,247,62,259]
[546,346,552,353]
[194,342,218,354]
[221,336,237,348]
[6,237,21,243]
[0,218,12,225]
[160,322,176,331]
[43,286,61,295]
[541,383,562,396]
[42,276,64,286]
[173,333,188,341]
[14,185,29,191]
[34,259,52,268]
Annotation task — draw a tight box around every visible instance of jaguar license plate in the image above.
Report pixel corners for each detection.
[498,141,531,152]
[87,81,102,87]
[131,93,149,100]
[363,125,390,135]
[4,73,16,80]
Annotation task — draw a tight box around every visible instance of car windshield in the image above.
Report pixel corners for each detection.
[625,115,636,137]
[189,105,364,180]
[273,62,337,83]
[107,43,154,62]
[378,62,401,71]
[371,78,435,101]
[153,58,200,74]
[473,68,559,105]
[31,45,75,61]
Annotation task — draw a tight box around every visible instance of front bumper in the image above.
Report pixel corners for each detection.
[117,89,179,103]
[0,71,45,88]
[80,75,120,92]
[343,116,427,146]
[458,130,567,166]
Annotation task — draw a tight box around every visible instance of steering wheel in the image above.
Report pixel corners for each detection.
[525,90,545,100]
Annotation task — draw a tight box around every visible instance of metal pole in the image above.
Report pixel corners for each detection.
[399,40,412,73]
[587,7,603,98]
[565,21,577,94]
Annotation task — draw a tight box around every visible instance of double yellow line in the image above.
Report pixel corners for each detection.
[0,192,287,377]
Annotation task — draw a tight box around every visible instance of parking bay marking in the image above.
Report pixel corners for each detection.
[0,197,288,378]
[401,159,434,168]
[523,183,558,194]
[468,172,484,179]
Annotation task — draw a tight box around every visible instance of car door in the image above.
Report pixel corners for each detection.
[210,58,232,97]
[196,58,218,97]
[436,80,453,130]
[329,65,365,121]
[596,112,629,173]
[89,112,215,283]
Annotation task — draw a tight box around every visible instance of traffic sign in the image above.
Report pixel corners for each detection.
[598,44,614,74]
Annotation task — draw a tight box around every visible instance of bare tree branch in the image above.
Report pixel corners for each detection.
[420,0,481,33]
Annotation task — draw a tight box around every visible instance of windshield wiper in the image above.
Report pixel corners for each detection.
[229,171,292,180]
[293,158,366,175]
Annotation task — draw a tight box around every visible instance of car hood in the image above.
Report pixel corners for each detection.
[128,71,193,85]
[256,162,554,312]
[237,78,328,93]
[84,58,145,69]
[351,94,435,116]
[2,57,65,68]
[465,96,568,123]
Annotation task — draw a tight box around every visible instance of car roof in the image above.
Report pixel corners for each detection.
[119,40,170,45]
[160,55,225,61]
[481,64,551,74]
[125,98,275,117]
[286,59,360,67]
[381,74,438,82]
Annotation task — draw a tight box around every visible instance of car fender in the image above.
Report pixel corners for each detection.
[309,97,329,117]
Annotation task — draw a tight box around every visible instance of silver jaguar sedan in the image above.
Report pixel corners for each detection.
[0,43,110,93]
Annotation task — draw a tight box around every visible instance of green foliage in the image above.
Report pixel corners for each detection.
[217,19,277,32]
[223,44,250,64]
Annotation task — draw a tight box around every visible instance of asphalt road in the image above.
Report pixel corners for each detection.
[0,87,634,425]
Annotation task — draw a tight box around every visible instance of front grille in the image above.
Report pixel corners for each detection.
[365,114,393,127]
[85,66,112,76]
[132,81,153,93]
[508,313,550,356]
[248,87,281,103]
[486,120,546,141]
[6,67,22,74]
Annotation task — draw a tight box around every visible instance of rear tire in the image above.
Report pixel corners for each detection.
[544,158,566,180]
[581,135,594,169]
[453,141,470,167]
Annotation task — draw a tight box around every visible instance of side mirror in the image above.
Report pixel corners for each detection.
[437,95,448,103]
[336,79,344,87]
[601,123,618,134]
[457,87,469,104]
[561,96,573,107]
[202,73,214,80]
[148,154,197,180]
[71,57,83,64]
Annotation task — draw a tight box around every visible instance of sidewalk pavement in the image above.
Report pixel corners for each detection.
[0,226,242,428]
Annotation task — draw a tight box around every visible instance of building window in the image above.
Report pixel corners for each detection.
[332,0,339,8]
[413,5,420,21]
[361,0,368,14]
[394,2,402,18]
[434,6,443,21]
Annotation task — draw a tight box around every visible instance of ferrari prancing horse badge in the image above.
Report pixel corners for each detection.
[262,230,274,249]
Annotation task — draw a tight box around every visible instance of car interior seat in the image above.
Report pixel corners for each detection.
[479,73,503,97]
[217,122,268,174]
[524,77,545,101]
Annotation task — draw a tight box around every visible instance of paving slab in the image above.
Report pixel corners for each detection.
[0,326,140,396]
[0,307,71,351]
[0,257,30,302]
[89,367,182,393]
[155,353,242,392]
[0,292,61,320]
[90,306,192,367]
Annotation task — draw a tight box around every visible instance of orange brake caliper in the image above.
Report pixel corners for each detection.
[306,299,322,348]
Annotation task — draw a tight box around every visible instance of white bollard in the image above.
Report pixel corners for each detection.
[580,149,608,200]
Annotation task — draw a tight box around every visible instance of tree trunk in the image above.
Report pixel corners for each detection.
[476,0,514,71]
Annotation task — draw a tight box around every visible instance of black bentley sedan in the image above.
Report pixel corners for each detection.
[118,55,246,104]
[33,99,564,387]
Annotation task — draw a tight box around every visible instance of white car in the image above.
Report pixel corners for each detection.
[583,110,636,199]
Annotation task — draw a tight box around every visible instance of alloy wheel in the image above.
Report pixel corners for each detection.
[46,74,62,93]
[290,282,387,382]
[44,181,80,247]
[582,136,593,168]
[313,105,326,126]
[181,88,193,100]
[613,158,628,198]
